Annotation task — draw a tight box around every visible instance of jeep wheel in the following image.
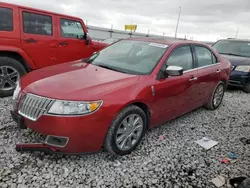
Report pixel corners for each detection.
[0,57,27,97]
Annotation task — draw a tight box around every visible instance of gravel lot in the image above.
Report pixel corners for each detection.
[0,89,249,188]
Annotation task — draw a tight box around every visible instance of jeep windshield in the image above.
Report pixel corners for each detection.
[212,40,250,58]
[89,40,168,75]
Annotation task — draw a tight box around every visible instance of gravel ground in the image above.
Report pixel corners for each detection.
[0,89,249,188]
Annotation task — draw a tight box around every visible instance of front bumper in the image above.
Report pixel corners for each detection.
[10,109,114,154]
[228,71,250,87]
[10,110,27,129]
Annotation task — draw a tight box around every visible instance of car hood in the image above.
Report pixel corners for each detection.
[221,54,250,66]
[22,60,140,100]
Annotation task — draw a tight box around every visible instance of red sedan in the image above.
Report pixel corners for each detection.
[11,38,231,155]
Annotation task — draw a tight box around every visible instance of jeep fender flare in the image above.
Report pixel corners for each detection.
[0,46,36,70]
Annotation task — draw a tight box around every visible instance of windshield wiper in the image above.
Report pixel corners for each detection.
[83,52,100,63]
[96,64,128,73]
[219,52,246,57]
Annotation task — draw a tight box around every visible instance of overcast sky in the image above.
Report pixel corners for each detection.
[2,0,250,41]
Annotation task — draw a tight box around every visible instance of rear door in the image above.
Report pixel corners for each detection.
[193,45,222,103]
[56,17,94,63]
[153,45,199,125]
[20,9,58,68]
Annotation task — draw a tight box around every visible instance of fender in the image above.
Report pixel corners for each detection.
[0,45,36,70]
[116,98,153,118]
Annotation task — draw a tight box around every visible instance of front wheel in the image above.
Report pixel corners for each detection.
[204,81,225,110]
[104,105,147,156]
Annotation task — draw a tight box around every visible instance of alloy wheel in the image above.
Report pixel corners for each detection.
[0,66,20,91]
[115,114,144,151]
[213,84,224,107]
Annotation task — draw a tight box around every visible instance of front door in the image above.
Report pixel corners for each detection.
[57,17,94,63]
[152,45,199,126]
[20,9,58,69]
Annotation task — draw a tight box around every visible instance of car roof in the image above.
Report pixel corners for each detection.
[0,2,81,21]
[125,37,209,46]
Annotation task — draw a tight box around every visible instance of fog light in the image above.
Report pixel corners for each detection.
[45,136,68,148]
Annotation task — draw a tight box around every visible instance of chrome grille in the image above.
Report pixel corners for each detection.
[18,93,54,121]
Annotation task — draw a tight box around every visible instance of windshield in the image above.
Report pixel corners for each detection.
[88,40,168,75]
[212,40,250,57]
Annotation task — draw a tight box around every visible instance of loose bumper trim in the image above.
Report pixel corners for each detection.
[16,143,57,153]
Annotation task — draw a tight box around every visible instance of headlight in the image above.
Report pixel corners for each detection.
[12,81,21,100]
[47,100,103,115]
[234,65,250,72]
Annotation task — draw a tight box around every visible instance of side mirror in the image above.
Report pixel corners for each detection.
[83,33,91,45]
[165,65,183,76]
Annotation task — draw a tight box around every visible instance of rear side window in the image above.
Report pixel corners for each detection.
[194,46,215,67]
[60,18,85,39]
[212,53,218,63]
[23,12,52,36]
[166,45,193,71]
[0,7,13,31]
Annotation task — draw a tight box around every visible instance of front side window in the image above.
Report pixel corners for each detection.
[88,40,168,75]
[212,40,250,57]
[0,7,13,31]
[60,19,85,39]
[166,45,193,71]
[23,12,52,36]
[194,46,214,67]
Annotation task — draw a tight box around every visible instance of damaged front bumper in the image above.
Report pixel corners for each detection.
[11,110,66,154]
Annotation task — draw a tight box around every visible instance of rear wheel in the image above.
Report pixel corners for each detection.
[104,105,147,156]
[243,83,250,93]
[0,57,27,97]
[204,81,225,110]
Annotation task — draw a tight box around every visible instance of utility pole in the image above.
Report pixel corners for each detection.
[110,24,113,38]
[86,20,88,29]
[174,6,182,38]
[235,26,239,38]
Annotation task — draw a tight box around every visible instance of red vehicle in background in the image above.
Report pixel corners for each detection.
[11,38,231,156]
[0,2,108,97]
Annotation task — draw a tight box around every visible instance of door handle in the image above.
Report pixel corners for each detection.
[50,43,57,47]
[25,38,37,43]
[189,77,197,82]
[59,41,68,46]
[216,69,221,73]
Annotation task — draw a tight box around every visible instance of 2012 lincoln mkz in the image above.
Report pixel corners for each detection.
[10,38,231,155]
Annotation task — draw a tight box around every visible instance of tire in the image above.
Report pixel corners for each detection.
[0,57,27,97]
[104,105,147,156]
[204,81,225,110]
[243,83,250,93]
